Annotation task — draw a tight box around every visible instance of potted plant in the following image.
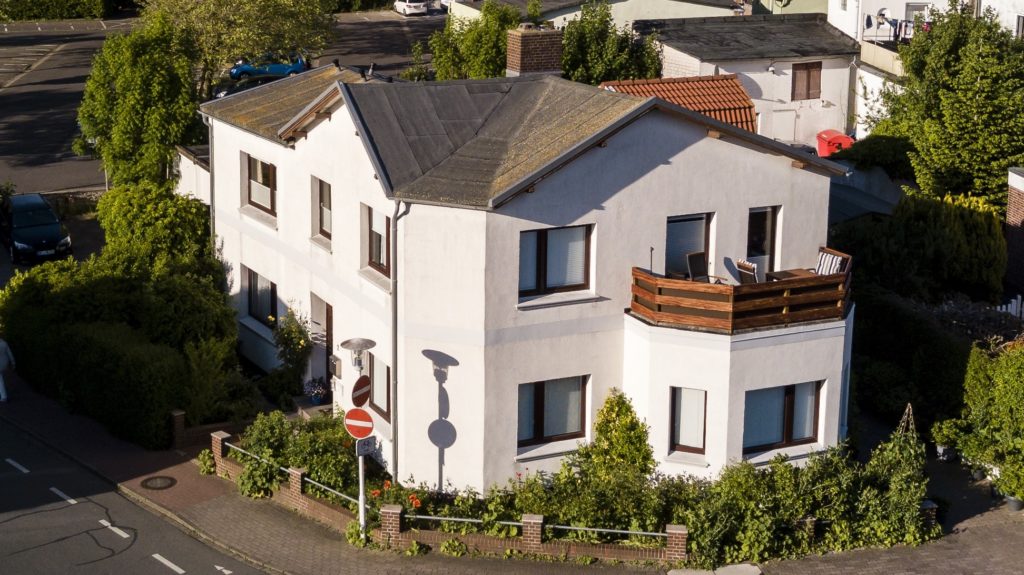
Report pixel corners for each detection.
[304,376,328,406]
[994,463,1024,512]
[931,419,962,462]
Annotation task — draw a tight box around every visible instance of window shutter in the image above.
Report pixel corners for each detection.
[808,63,821,99]
[542,377,582,437]
[546,226,586,287]
[792,65,807,101]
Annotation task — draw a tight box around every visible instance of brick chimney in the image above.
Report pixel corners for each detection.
[506,23,563,77]
[1007,168,1024,291]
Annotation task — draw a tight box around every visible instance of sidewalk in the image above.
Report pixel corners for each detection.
[0,374,660,575]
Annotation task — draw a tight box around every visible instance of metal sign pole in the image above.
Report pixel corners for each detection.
[358,451,366,541]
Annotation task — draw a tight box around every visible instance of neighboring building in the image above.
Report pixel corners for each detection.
[174,145,210,204]
[973,0,1024,36]
[184,61,854,492]
[752,0,828,15]
[1008,168,1024,292]
[450,0,741,28]
[634,14,860,147]
[600,74,758,132]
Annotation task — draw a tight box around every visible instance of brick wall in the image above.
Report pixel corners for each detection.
[1007,185,1024,291]
[506,25,563,77]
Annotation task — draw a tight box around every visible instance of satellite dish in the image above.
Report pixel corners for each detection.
[877,7,890,20]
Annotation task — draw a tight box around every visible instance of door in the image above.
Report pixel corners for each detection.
[746,207,777,281]
[665,214,709,278]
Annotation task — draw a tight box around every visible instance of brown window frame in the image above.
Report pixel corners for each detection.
[670,387,707,454]
[791,62,822,101]
[367,207,390,278]
[246,268,277,329]
[317,178,332,239]
[742,382,822,454]
[368,351,391,420]
[246,155,277,215]
[518,225,592,298]
[517,376,588,448]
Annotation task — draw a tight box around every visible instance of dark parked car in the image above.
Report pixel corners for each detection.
[1,193,72,265]
[229,53,309,80]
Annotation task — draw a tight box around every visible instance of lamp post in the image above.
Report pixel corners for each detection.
[339,337,375,541]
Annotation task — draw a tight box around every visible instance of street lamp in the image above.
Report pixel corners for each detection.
[339,338,376,374]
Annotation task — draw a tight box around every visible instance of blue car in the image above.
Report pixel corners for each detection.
[229,53,309,80]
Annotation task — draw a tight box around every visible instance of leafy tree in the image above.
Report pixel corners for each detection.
[141,0,335,98]
[873,2,1024,209]
[399,41,431,82]
[561,0,660,85]
[76,14,202,186]
[429,0,520,80]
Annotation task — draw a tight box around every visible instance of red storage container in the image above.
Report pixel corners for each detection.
[816,129,854,157]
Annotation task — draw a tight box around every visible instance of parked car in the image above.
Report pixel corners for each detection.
[1,193,72,265]
[229,52,309,80]
[213,76,279,99]
[394,0,428,15]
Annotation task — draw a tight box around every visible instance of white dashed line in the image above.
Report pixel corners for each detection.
[98,519,130,539]
[49,487,77,504]
[152,553,186,574]
[5,458,29,473]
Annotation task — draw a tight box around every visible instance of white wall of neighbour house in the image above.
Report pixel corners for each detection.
[469,110,834,489]
[174,153,210,204]
[661,45,703,78]
[853,65,897,139]
[978,0,1024,35]
[451,0,732,28]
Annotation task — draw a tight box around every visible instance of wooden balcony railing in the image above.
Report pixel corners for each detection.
[630,266,851,334]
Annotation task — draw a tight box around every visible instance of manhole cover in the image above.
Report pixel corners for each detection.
[141,476,177,490]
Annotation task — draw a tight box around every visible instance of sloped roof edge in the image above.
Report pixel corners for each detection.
[339,82,395,197]
[277,82,344,141]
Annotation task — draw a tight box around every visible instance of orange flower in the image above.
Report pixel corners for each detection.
[408,494,417,502]
[383,480,391,490]
[413,499,422,509]
[371,489,381,498]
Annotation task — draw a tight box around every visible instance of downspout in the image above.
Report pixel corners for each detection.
[390,198,404,481]
[201,113,215,254]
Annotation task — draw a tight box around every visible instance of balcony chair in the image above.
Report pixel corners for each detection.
[686,251,727,284]
[736,259,759,284]
[813,247,852,276]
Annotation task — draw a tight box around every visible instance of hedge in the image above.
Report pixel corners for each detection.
[2,0,114,19]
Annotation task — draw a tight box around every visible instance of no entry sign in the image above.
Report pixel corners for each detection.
[344,408,374,439]
[351,375,371,408]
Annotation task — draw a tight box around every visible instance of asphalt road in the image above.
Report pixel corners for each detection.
[0,419,263,575]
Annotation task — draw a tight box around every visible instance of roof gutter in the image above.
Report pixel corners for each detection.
[201,112,216,255]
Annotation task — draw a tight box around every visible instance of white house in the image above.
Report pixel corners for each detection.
[187,62,854,492]
[977,0,1024,36]
[450,0,741,28]
[634,14,861,147]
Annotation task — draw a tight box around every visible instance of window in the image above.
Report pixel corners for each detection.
[245,154,276,215]
[791,62,821,101]
[665,214,711,278]
[742,381,821,453]
[1017,15,1024,39]
[366,206,390,277]
[246,268,277,328]
[368,352,391,420]
[316,178,332,239]
[519,225,591,297]
[746,206,777,280]
[517,376,587,447]
[670,387,706,454]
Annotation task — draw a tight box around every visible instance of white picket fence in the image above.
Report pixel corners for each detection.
[995,294,1024,320]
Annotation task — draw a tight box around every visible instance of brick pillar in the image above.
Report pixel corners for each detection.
[521,514,544,552]
[1006,183,1024,291]
[211,431,231,476]
[506,24,563,77]
[171,409,186,449]
[920,499,938,529]
[380,504,404,546]
[666,524,688,562]
[288,467,306,498]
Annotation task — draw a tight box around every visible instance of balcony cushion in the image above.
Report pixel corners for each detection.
[816,251,845,275]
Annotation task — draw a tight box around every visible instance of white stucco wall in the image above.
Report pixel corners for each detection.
[661,46,855,146]
[174,153,210,205]
[829,0,937,42]
[209,97,845,492]
[853,64,896,139]
[978,0,1024,34]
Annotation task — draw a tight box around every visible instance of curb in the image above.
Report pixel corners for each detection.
[0,410,289,575]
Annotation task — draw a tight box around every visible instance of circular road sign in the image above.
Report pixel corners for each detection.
[344,408,374,439]
[351,375,371,408]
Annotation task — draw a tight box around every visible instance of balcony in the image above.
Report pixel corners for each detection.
[860,41,903,77]
[629,264,851,335]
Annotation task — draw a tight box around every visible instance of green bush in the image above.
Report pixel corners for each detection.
[439,538,468,557]
[830,134,915,181]
[2,0,114,19]
[197,448,215,475]
[237,447,282,498]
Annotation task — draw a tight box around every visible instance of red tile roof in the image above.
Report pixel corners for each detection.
[600,75,757,133]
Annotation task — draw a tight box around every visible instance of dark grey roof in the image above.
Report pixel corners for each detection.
[478,0,736,15]
[342,75,647,208]
[634,13,860,61]
[176,144,210,170]
[201,65,370,141]
[1011,167,1024,178]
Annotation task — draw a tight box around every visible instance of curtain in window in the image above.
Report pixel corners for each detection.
[673,387,706,449]
[792,381,817,440]
[519,231,538,292]
[319,182,331,236]
[543,377,582,437]
[546,227,586,287]
[666,216,706,277]
[517,383,535,442]
[253,273,274,322]
[743,387,785,448]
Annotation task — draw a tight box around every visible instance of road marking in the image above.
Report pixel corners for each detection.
[98,519,130,539]
[215,566,233,574]
[5,458,29,473]
[152,553,186,574]
[49,487,77,504]
[0,42,67,92]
